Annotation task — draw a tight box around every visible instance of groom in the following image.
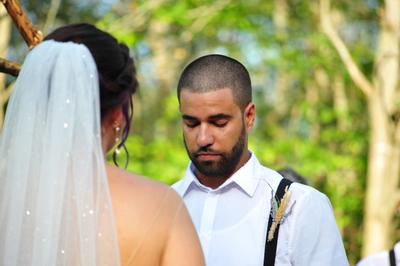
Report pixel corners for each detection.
[173,54,348,265]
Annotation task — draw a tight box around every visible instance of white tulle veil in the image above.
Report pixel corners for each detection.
[0,40,121,265]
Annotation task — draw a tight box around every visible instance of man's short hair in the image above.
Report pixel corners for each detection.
[177,54,252,110]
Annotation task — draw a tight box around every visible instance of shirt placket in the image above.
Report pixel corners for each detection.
[199,191,219,259]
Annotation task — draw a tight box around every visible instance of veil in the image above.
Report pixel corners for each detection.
[0,41,121,265]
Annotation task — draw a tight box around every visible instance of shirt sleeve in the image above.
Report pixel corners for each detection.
[356,250,391,266]
[289,188,349,266]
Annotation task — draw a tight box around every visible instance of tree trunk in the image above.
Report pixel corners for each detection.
[363,92,400,255]
[362,0,400,255]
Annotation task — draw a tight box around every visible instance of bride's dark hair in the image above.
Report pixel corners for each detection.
[45,23,138,168]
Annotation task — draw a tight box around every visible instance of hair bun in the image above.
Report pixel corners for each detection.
[115,56,137,94]
[100,46,137,96]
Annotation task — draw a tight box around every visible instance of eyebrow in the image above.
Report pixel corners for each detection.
[181,113,232,120]
[208,114,232,120]
[182,114,197,120]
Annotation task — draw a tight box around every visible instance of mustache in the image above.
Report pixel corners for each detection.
[193,146,221,156]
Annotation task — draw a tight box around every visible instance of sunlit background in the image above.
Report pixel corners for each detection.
[1,0,399,265]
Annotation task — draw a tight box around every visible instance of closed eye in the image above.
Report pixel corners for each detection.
[182,115,200,128]
[209,114,231,128]
[185,121,199,128]
[212,120,228,128]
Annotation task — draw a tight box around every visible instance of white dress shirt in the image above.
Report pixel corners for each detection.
[173,154,349,266]
[357,241,400,266]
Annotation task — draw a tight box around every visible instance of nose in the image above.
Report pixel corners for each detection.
[197,124,214,148]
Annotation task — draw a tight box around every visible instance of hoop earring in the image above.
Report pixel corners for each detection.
[112,124,129,169]
[112,143,129,169]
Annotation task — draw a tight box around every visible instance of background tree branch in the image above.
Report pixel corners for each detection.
[0,57,20,76]
[320,0,373,98]
[1,0,43,48]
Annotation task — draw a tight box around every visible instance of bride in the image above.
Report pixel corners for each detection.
[0,23,204,266]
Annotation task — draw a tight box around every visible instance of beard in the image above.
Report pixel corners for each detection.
[184,125,246,178]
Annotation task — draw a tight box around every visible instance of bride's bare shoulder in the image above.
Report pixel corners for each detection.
[106,164,182,210]
[106,165,191,265]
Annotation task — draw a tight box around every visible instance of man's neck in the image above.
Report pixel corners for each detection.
[193,151,251,189]
[195,173,228,189]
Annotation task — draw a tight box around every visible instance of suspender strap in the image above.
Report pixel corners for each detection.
[263,178,293,266]
[389,248,396,266]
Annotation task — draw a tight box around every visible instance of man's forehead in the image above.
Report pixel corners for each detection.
[179,88,240,119]
[179,88,234,103]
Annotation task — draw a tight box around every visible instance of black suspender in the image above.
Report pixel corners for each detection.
[389,248,396,266]
[263,178,293,266]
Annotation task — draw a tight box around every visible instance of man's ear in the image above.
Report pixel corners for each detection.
[244,102,255,131]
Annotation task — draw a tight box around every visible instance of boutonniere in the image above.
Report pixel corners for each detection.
[267,186,292,242]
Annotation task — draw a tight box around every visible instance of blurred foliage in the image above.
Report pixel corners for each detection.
[4,0,386,264]
[98,1,375,263]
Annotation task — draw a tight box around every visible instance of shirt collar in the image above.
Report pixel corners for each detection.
[178,152,261,197]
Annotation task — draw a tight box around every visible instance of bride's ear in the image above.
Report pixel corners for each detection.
[111,106,125,131]
[102,105,124,132]
[100,105,125,154]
